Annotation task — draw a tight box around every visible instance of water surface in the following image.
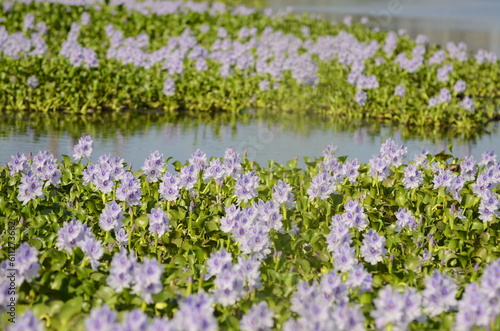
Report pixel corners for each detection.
[2,112,499,169]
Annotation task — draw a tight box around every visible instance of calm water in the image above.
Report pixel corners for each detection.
[1,112,499,169]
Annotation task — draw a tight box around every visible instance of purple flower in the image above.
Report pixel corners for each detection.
[459,96,475,112]
[360,229,387,265]
[7,153,28,176]
[437,64,453,82]
[394,84,406,97]
[132,258,163,304]
[79,236,103,270]
[234,171,260,204]
[116,172,142,206]
[422,270,458,317]
[27,76,38,88]
[272,180,295,209]
[17,171,44,205]
[120,309,148,331]
[162,77,175,97]
[240,301,274,331]
[148,207,171,237]
[107,250,136,293]
[332,303,365,331]
[99,201,125,231]
[84,305,118,331]
[56,218,89,253]
[159,172,180,202]
[170,291,217,330]
[7,310,44,331]
[72,135,93,161]
[395,207,417,232]
[354,90,367,106]
[454,80,466,93]
[141,151,164,183]
[403,164,423,189]
[371,286,405,329]
[205,248,233,279]
[333,242,357,272]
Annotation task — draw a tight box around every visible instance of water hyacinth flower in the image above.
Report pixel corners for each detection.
[80,236,104,270]
[84,304,118,331]
[422,269,458,317]
[107,250,137,293]
[7,153,28,176]
[394,207,417,232]
[240,301,274,331]
[394,84,406,97]
[205,248,233,279]
[403,164,423,189]
[170,291,217,331]
[132,257,163,304]
[454,80,466,93]
[141,150,164,183]
[148,207,171,237]
[162,77,175,96]
[346,263,373,293]
[99,200,125,231]
[120,309,148,331]
[72,135,93,161]
[7,310,44,331]
[354,90,367,106]
[371,285,405,329]
[459,96,475,112]
[234,171,260,203]
[116,172,142,206]
[159,171,180,202]
[17,171,45,205]
[0,243,40,287]
[272,180,295,209]
[360,228,387,265]
[333,242,357,272]
[213,264,245,306]
[203,158,226,184]
[55,218,90,253]
[27,75,38,88]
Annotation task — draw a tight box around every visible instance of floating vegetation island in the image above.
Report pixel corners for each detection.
[1,0,499,129]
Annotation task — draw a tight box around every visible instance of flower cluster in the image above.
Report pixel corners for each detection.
[360,229,387,265]
[371,286,422,330]
[148,207,171,237]
[116,172,142,206]
[234,171,260,204]
[271,180,295,209]
[205,249,262,306]
[10,151,61,205]
[422,269,458,317]
[98,200,125,232]
[141,150,164,182]
[0,243,40,285]
[56,218,103,270]
[72,135,93,161]
[107,250,163,304]
[285,276,365,331]
[82,154,125,194]
[220,201,281,258]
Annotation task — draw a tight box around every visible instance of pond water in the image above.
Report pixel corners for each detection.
[1,111,499,169]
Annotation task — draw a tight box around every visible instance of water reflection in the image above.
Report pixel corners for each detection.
[1,111,499,169]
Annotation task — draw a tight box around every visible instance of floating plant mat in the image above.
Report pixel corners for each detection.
[0,0,499,130]
[1,136,500,330]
